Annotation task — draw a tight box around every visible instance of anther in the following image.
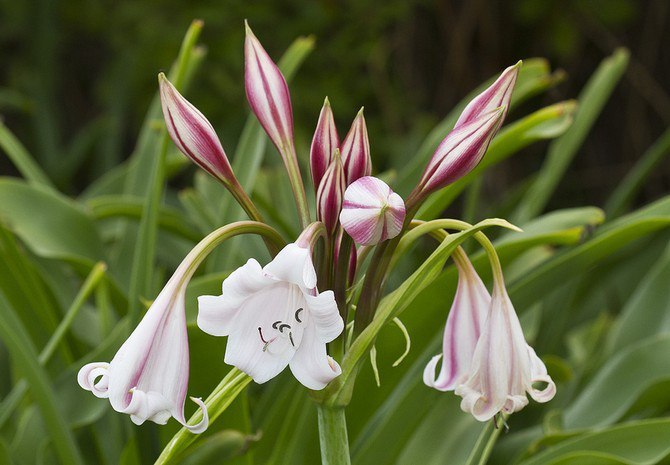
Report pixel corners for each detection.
[289,332,295,347]
[295,308,304,323]
[278,323,291,333]
[258,327,269,344]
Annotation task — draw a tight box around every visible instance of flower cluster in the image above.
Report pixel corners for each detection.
[78,22,555,434]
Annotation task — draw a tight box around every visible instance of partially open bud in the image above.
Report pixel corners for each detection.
[317,151,346,234]
[311,98,340,190]
[244,21,295,155]
[418,108,504,196]
[340,176,405,246]
[159,73,235,186]
[455,61,521,128]
[340,108,372,184]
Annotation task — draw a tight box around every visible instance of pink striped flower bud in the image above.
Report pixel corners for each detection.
[244,21,295,155]
[418,108,505,195]
[311,97,340,190]
[159,73,236,186]
[455,61,521,128]
[340,108,372,184]
[340,176,405,246]
[413,62,520,201]
[317,151,346,234]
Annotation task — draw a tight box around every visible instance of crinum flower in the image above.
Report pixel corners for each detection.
[197,243,344,390]
[424,250,556,422]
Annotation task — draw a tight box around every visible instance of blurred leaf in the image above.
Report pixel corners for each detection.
[0,121,54,188]
[564,335,670,430]
[513,48,629,222]
[517,419,670,465]
[0,293,84,465]
[0,177,103,264]
[605,128,670,218]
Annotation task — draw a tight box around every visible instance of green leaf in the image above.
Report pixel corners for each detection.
[517,419,670,465]
[0,121,54,188]
[0,177,103,264]
[0,293,84,465]
[513,49,629,222]
[564,335,670,430]
[605,128,670,218]
[607,242,670,351]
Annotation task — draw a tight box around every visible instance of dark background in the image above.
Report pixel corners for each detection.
[1,0,668,211]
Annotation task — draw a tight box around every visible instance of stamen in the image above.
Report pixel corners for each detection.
[295,308,304,323]
[289,332,295,347]
[258,327,269,344]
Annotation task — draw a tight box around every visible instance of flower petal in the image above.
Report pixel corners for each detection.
[527,346,556,403]
[289,322,342,390]
[304,290,343,343]
[77,362,110,399]
[224,283,299,383]
[197,259,269,337]
[263,244,317,290]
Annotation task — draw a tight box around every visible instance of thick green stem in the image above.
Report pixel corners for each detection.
[284,144,311,229]
[317,405,351,465]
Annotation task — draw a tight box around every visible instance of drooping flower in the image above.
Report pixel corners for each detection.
[244,21,295,155]
[340,108,372,184]
[424,250,556,422]
[78,264,208,432]
[197,243,344,390]
[317,151,346,234]
[311,97,340,189]
[159,73,236,186]
[423,252,490,391]
[340,176,405,246]
[413,63,521,201]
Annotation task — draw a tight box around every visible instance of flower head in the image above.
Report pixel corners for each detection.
[78,271,208,432]
[197,243,344,390]
[424,250,556,422]
[311,98,340,189]
[340,176,405,246]
[340,108,372,184]
[159,73,236,186]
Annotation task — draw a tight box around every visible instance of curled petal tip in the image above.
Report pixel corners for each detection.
[181,397,209,434]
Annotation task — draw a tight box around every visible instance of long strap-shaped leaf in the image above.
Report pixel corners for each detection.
[513,49,629,223]
[0,293,84,465]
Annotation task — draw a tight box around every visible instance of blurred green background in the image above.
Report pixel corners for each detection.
[1,0,668,209]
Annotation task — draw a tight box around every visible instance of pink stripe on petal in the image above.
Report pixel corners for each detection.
[340,176,405,245]
[455,62,521,128]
